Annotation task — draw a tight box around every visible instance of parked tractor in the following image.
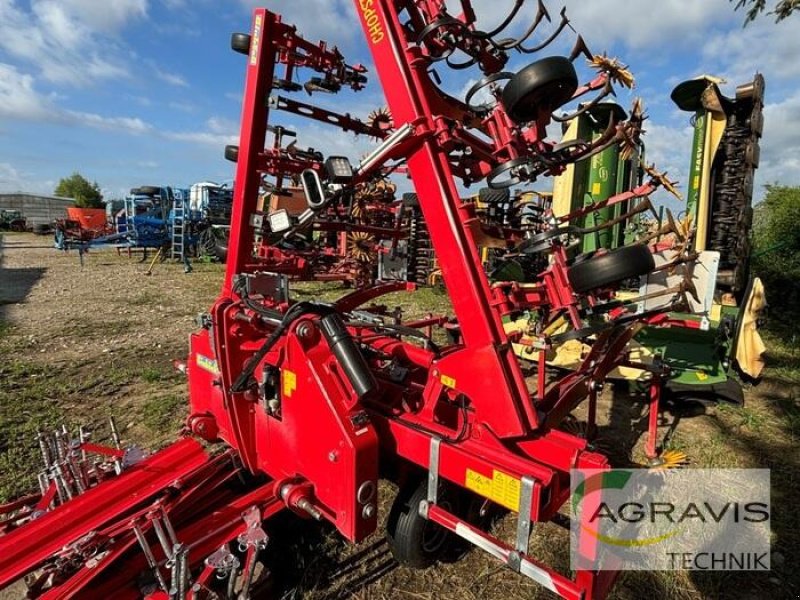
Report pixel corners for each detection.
[0,3,766,600]
[0,209,27,232]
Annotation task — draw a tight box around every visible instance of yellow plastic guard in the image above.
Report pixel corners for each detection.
[736,278,767,379]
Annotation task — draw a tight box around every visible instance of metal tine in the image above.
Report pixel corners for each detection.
[133,522,169,592]
[66,453,86,494]
[176,544,189,600]
[109,417,124,475]
[109,417,122,450]
[45,433,58,469]
[226,560,239,599]
[472,0,525,40]
[170,543,189,600]
[151,513,175,563]
[551,80,615,123]
[37,432,53,471]
[516,7,571,54]
[53,430,66,463]
[53,463,74,501]
[569,34,593,62]
[498,0,550,49]
[78,426,89,462]
[239,545,263,600]
[160,506,179,546]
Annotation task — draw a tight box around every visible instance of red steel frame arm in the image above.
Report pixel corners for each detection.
[225,9,277,294]
[355,0,539,437]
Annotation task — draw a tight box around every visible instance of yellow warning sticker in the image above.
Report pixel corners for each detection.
[591,182,602,196]
[196,354,220,376]
[465,468,521,512]
[440,374,457,389]
[696,371,709,381]
[283,369,297,398]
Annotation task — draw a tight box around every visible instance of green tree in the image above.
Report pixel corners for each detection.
[732,0,800,23]
[54,172,104,208]
[752,185,800,323]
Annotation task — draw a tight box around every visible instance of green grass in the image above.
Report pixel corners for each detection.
[128,291,162,306]
[139,394,185,432]
[0,361,68,500]
[760,328,800,382]
[141,366,165,383]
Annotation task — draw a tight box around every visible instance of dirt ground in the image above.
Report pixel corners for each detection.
[0,232,798,599]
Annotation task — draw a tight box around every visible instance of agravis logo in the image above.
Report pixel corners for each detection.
[570,469,771,571]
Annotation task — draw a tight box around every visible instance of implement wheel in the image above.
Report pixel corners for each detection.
[502,56,578,124]
[568,244,655,293]
[231,33,252,55]
[387,479,459,568]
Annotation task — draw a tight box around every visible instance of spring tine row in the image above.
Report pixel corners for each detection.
[33,422,124,513]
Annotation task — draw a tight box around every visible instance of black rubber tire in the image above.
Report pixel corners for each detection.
[585,102,627,126]
[568,244,655,293]
[479,187,510,205]
[748,109,764,137]
[231,32,252,55]
[402,193,420,208]
[225,145,239,163]
[138,186,161,196]
[745,140,760,167]
[386,480,455,569]
[502,56,578,124]
[735,74,765,104]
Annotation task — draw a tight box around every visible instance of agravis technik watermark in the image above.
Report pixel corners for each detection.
[570,469,771,571]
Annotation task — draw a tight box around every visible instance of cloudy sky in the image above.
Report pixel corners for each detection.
[0,0,797,205]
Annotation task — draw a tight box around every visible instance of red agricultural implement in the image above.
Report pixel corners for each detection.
[1,2,693,598]
[232,111,405,288]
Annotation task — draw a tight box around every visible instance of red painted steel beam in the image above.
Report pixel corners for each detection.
[224,8,278,293]
[353,0,539,438]
[0,437,209,589]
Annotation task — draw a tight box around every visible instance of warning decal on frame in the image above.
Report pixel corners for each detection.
[440,374,457,389]
[282,369,297,398]
[196,354,220,376]
[465,468,521,512]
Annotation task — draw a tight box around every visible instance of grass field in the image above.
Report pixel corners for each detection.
[0,233,797,599]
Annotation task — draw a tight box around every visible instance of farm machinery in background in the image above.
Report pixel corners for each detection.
[0,209,28,232]
[54,183,235,267]
[228,117,408,288]
[504,76,767,407]
[0,3,765,600]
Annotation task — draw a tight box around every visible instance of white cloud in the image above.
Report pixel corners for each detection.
[0,162,55,194]
[702,17,800,85]
[466,0,734,51]
[165,117,239,147]
[54,0,147,30]
[757,92,800,190]
[238,0,358,45]
[155,67,189,88]
[0,62,151,135]
[640,120,695,209]
[0,0,146,86]
[0,63,53,121]
[64,110,152,134]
